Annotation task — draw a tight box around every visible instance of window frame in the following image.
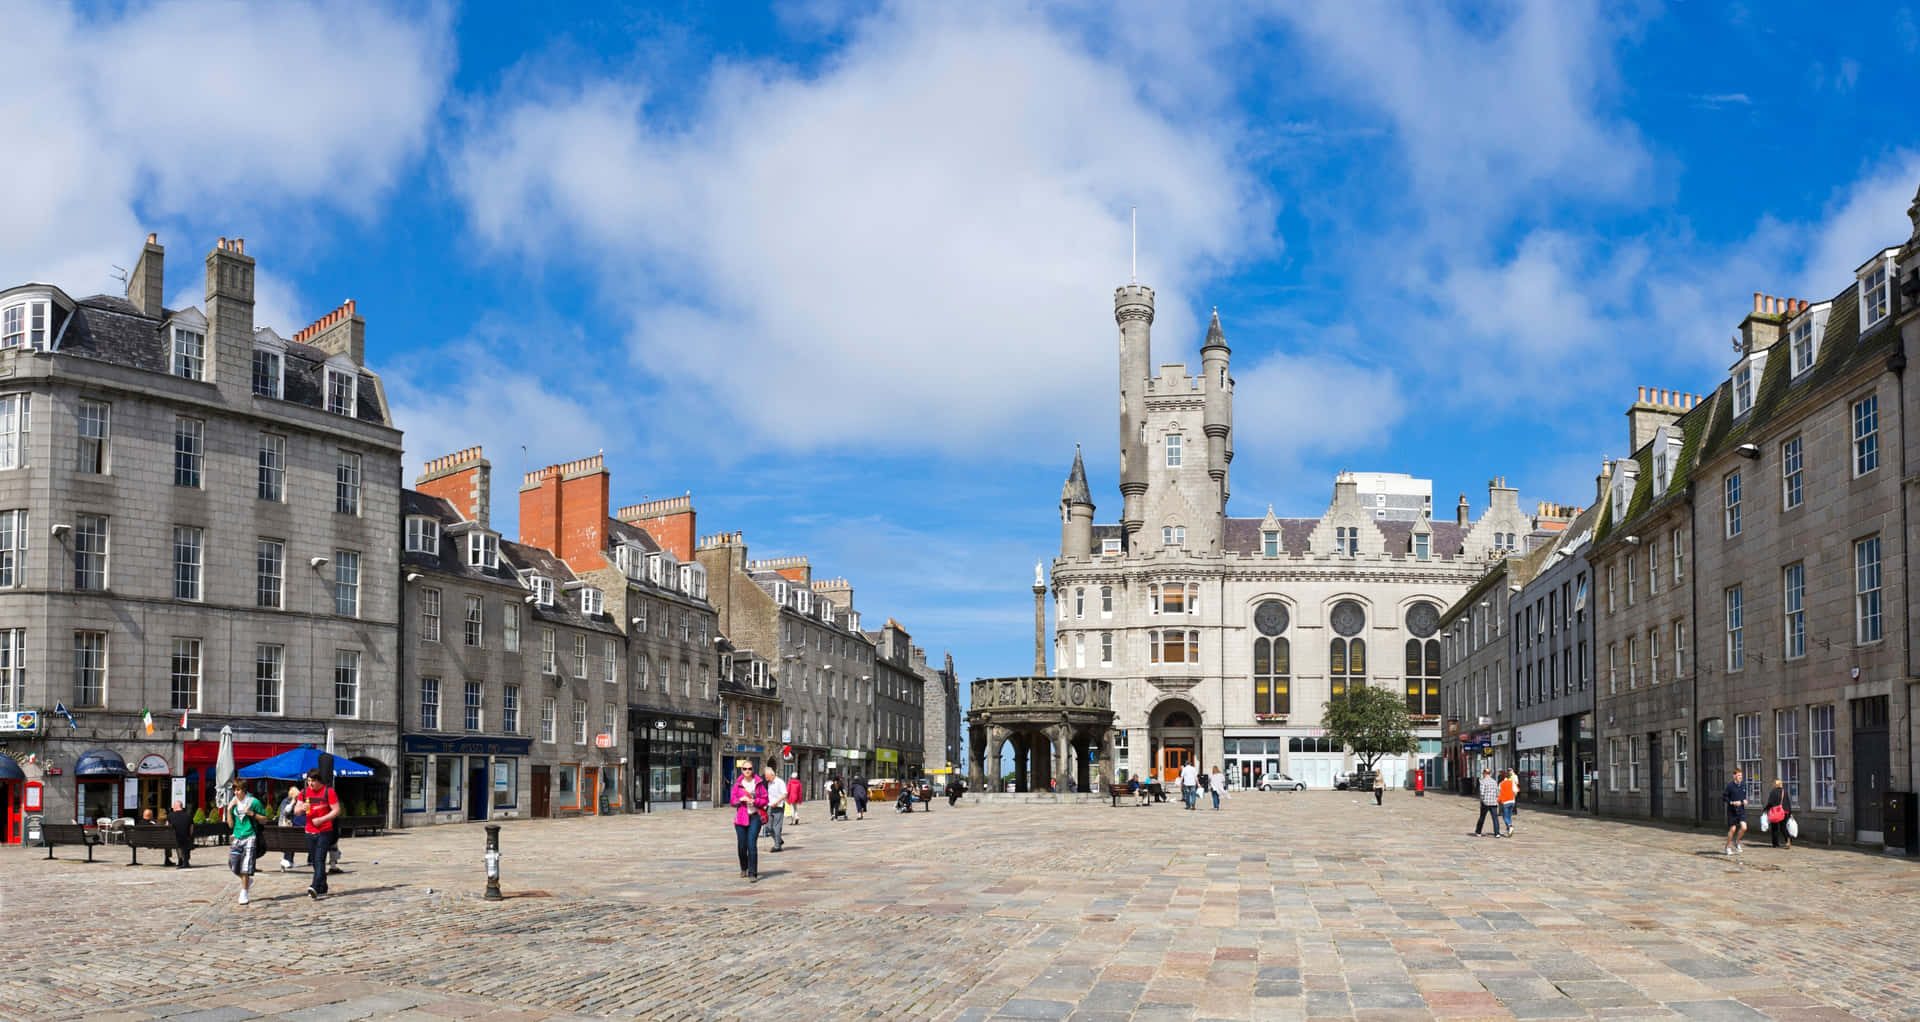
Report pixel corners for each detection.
[1781,436,1803,509]
[405,517,440,555]
[173,417,204,488]
[256,538,284,610]
[1724,585,1743,670]
[171,326,206,381]
[258,433,286,502]
[333,550,360,617]
[1852,394,1880,477]
[335,450,363,515]
[73,514,108,591]
[1723,471,1741,537]
[171,525,203,601]
[1855,535,1883,644]
[75,399,109,474]
[1782,562,1805,659]
[254,643,283,716]
[73,630,107,708]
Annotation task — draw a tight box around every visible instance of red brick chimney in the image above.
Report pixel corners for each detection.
[519,454,611,572]
[617,495,696,560]
[416,446,491,528]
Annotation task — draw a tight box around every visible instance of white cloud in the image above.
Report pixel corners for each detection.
[0,0,451,312]
[451,2,1299,455]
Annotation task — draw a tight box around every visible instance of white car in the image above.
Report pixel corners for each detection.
[1256,774,1306,791]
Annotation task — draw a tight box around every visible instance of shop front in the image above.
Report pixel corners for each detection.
[400,735,531,826]
[722,742,765,789]
[75,748,130,824]
[0,752,21,843]
[1224,734,1281,790]
[633,713,717,811]
[875,747,899,780]
[1282,732,1345,789]
[1514,719,1561,805]
[1564,712,1596,812]
[829,748,868,784]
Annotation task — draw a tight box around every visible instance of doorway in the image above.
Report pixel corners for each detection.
[1149,700,1201,784]
[1699,718,1725,822]
[467,758,488,821]
[1,781,16,844]
[581,768,599,816]
[1852,696,1890,840]
[531,765,551,818]
[1648,732,1664,819]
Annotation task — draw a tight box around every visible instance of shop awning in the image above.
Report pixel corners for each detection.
[75,749,129,777]
[0,752,23,781]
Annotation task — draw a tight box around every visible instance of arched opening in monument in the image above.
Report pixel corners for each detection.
[1149,699,1201,784]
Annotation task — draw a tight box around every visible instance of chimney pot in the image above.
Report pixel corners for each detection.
[146,233,157,245]
[1753,291,1762,313]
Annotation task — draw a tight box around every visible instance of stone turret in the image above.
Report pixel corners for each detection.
[1059,445,1094,558]
[1115,284,1154,546]
[1200,308,1232,511]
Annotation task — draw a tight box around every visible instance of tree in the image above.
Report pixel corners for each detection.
[1321,685,1418,779]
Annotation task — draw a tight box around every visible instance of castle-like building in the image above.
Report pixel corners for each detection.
[1048,282,1544,789]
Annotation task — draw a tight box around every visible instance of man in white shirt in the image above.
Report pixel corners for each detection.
[762,765,788,852]
[1178,761,1200,810]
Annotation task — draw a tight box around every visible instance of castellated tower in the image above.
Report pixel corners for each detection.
[1200,309,1233,510]
[1115,284,1154,545]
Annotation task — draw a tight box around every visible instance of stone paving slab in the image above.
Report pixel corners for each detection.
[2,792,1916,1020]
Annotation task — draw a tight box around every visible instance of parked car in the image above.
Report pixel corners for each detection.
[1256,773,1306,792]
[1333,773,1351,791]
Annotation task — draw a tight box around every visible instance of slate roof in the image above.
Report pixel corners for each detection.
[500,539,623,636]
[1060,446,1092,506]
[1597,278,1891,546]
[398,490,519,589]
[55,293,388,426]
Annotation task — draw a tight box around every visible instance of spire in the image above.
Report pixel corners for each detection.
[1060,444,1093,506]
[1201,306,1228,352]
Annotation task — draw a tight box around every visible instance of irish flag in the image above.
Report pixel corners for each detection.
[142,708,154,735]
[179,708,190,729]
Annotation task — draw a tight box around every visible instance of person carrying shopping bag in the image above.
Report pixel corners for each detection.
[1764,778,1793,849]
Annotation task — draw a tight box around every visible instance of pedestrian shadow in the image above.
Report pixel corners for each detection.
[310,884,405,899]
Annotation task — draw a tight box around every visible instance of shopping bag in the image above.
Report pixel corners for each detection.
[1759,814,1770,832]
[1786,816,1799,838]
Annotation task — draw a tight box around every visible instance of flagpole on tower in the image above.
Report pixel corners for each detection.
[1130,206,1137,284]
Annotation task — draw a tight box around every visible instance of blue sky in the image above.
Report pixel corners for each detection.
[7,1,1920,687]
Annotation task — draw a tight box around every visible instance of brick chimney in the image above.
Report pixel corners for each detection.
[746,555,811,585]
[127,234,163,319]
[1625,387,1700,453]
[617,495,696,560]
[519,454,611,573]
[416,446,491,528]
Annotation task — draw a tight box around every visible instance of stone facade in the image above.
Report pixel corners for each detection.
[0,236,402,829]
[1051,287,1537,791]
[868,620,926,779]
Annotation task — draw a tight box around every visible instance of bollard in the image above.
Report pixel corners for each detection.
[483,823,502,901]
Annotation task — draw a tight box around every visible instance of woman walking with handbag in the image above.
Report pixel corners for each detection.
[731,760,769,882]
[1765,778,1793,849]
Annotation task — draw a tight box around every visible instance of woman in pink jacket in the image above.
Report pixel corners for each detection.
[731,760,770,881]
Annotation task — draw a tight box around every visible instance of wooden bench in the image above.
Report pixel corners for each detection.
[256,826,319,858]
[41,824,103,862]
[124,826,184,865]
[336,814,382,837]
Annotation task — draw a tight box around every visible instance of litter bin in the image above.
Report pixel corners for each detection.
[1886,792,1918,855]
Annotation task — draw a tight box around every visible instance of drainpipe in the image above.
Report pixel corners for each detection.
[1686,479,1699,825]
[1890,340,1912,795]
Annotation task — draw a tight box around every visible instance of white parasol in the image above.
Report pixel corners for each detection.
[214,724,236,793]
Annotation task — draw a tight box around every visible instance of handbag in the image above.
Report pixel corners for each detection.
[1767,805,1788,824]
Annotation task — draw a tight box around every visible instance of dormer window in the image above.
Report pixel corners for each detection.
[819,597,835,623]
[796,589,812,614]
[1651,426,1682,498]
[1414,533,1430,560]
[774,580,789,605]
[848,610,860,632]
[171,327,205,381]
[1789,315,1817,376]
[405,516,439,555]
[1,298,49,350]
[579,587,603,616]
[1730,351,1768,417]
[1101,538,1121,557]
[529,575,554,607]
[251,348,283,398]
[467,532,499,570]
[1611,464,1638,527]
[616,543,645,579]
[1263,530,1279,557]
[1860,254,1894,330]
[325,366,357,416]
[1336,526,1358,557]
[1161,525,1186,547]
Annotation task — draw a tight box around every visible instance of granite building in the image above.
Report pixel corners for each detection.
[868,619,926,780]
[0,235,402,839]
[1047,283,1539,791]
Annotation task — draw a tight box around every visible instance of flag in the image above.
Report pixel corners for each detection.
[142,708,154,735]
[179,708,190,729]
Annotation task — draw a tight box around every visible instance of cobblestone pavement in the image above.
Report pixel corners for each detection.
[4,791,1918,1021]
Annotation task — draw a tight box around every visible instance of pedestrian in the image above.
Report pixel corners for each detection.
[1208,765,1227,810]
[298,768,342,899]
[851,774,869,820]
[1498,769,1518,834]
[166,800,194,867]
[1179,760,1199,810]
[224,778,271,905]
[827,774,845,821]
[763,765,788,852]
[1373,770,1386,806]
[1765,778,1793,850]
[1723,767,1748,855]
[1473,767,1503,837]
[946,776,963,807]
[786,772,804,827]
[731,760,768,881]
[277,784,304,871]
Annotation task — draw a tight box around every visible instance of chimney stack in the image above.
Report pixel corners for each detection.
[1739,292,1796,356]
[519,454,611,574]
[204,235,256,388]
[1626,386,1697,452]
[416,446,492,529]
[128,234,164,319]
[1456,493,1470,527]
[292,298,366,367]
[617,495,697,560]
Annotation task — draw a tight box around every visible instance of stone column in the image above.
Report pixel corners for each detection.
[1033,582,1048,676]
[1052,725,1075,794]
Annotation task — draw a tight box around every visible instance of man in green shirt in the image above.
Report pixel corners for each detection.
[224,779,271,905]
